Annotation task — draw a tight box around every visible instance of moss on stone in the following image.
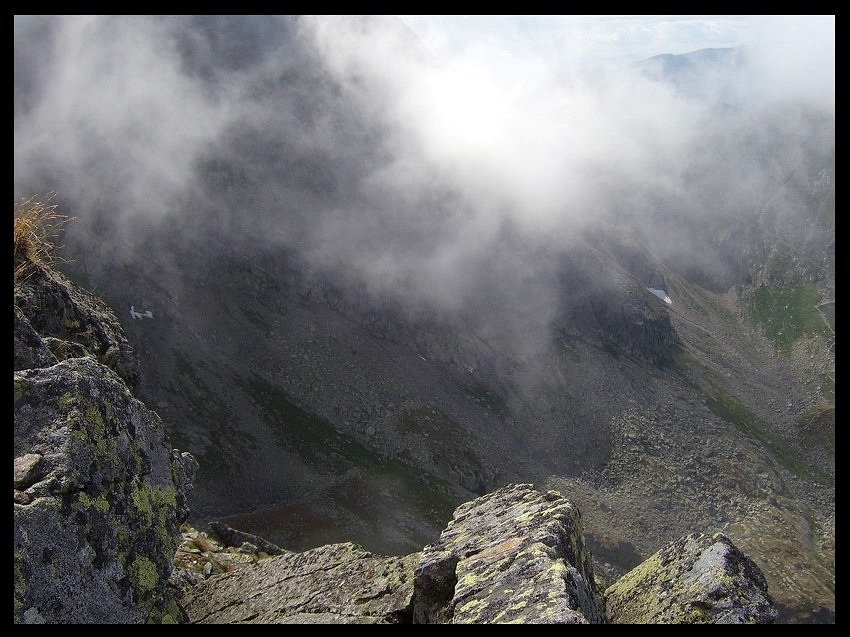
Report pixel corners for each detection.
[130,480,180,552]
[131,555,158,594]
[14,378,27,404]
[684,602,710,623]
[85,403,105,432]
[549,560,567,575]
[78,490,110,513]
[156,598,185,624]
[458,572,478,588]
[57,391,76,408]
[457,597,488,615]
[605,551,661,597]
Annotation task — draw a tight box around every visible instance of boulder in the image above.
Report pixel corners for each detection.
[604,531,779,623]
[14,260,196,624]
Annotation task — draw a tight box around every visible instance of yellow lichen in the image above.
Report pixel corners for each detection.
[131,555,158,594]
[458,572,478,588]
[57,392,76,409]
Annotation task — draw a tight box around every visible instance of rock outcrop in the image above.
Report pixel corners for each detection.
[179,484,777,624]
[604,532,779,624]
[412,483,606,624]
[14,262,140,392]
[181,542,419,623]
[14,260,197,624]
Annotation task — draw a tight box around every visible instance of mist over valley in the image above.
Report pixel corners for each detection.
[14,15,834,622]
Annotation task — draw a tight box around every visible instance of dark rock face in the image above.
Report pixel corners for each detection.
[554,243,680,365]
[13,306,58,370]
[14,263,140,391]
[14,262,196,624]
[178,484,776,624]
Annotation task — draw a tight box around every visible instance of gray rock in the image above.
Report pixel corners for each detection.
[412,483,606,624]
[604,531,778,623]
[178,484,778,624]
[14,358,194,624]
[13,306,58,371]
[13,262,140,391]
[180,484,610,624]
[13,453,44,490]
[181,542,418,624]
[14,259,194,624]
[208,520,285,555]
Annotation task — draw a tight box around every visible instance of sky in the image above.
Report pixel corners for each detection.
[400,15,754,67]
[13,15,835,322]
[398,15,835,106]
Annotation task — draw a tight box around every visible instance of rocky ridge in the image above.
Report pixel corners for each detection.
[14,241,778,624]
[176,484,777,624]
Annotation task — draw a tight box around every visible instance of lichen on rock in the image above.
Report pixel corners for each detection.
[14,259,196,624]
[603,532,778,624]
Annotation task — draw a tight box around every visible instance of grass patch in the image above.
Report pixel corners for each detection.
[794,404,835,454]
[705,391,831,484]
[747,284,830,351]
[818,302,834,333]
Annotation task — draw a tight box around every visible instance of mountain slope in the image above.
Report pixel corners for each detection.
[15,17,834,622]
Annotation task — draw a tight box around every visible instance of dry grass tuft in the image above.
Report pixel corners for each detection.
[14,192,73,284]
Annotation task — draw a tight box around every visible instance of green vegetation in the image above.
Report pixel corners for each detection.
[704,390,830,484]
[130,555,159,594]
[746,284,830,351]
[794,404,835,454]
[78,491,111,513]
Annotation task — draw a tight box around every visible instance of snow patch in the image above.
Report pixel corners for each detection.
[646,288,672,305]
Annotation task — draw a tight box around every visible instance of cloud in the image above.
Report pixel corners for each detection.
[14,16,232,226]
[744,15,835,113]
[14,15,834,322]
[302,17,710,241]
